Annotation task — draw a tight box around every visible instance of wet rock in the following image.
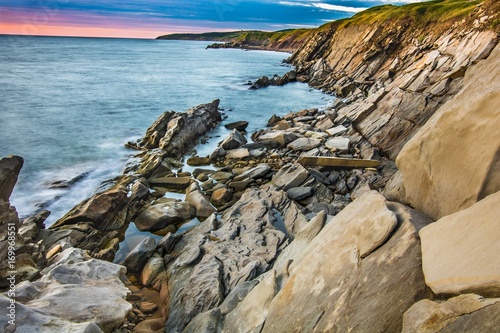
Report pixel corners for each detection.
[134,201,196,232]
[186,182,216,218]
[149,176,192,190]
[139,301,158,314]
[123,237,156,273]
[286,187,314,201]
[0,155,24,202]
[187,156,211,166]
[225,121,249,132]
[266,114,282,127]
[211,188,233,207]
[219,129,247,151]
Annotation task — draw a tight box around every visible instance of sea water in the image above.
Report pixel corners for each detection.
[0,35,332,226]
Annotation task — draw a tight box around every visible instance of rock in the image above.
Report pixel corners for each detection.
[0,155,23,202]
[211,188,233,206]
[228,179,252,192]
[139,301,158,314]
[286,186,313,201]
[219,129,247,151]
[419,191,500,297]
[325,125,348,136]
[186,183,216,218]
[402,294,500,333]
[51,186,129,231]
[187,156,211,166]
[225,148,250,159]
[255,130,297,148]
[218,280,260,315]
[134,201,196,232]
[123,237,156,273]
[139,111,176,149]
[255,192,432,333]
[397,44,500,219]
[183,308,221,333]
[325,137,350,152]
[287,137,322,151]
[233,164,271,182]
[225,121,249,132]
[132,318,165,332]
[211,171,233,182]
[266,114,282,127]
[157,232,181,254]
[149,176,192,190]
[272,163,309,191]
[130,179,150,201]
[5,248,131,333]
[140,254,165,288]
[298,156,381,168]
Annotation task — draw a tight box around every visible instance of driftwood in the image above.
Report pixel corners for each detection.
[298,156,381,168]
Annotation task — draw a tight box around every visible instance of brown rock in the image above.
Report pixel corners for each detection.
[149,176,192,190]
[139,301,158,314]
[211,188,233,207]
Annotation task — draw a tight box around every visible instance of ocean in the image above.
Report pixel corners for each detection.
[0,35,332,227]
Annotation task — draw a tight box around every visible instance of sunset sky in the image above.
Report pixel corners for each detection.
[0,0,426,39]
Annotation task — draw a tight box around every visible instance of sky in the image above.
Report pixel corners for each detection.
[0,0,427,39]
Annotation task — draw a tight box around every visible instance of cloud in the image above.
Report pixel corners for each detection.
[279,1,367,13]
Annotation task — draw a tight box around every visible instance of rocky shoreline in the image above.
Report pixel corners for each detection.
[1,1,500,332]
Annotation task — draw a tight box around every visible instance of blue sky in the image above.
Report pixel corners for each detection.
[0,0,426,38]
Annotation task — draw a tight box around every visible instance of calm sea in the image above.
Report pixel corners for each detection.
[0,35,332,226]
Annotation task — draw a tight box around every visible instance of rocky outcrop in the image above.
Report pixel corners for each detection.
[0,248,131,333]
[396,44,500,219]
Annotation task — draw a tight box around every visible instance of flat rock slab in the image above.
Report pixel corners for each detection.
[225,121,249,132]
[287,138,322,151]
[149,176,192,190]
[326,125,348,136]
[298,156,380,168]
[420,191,500,297]
[135,201,196,232]
[325,137,350,151]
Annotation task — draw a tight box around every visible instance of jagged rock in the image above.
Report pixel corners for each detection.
[247,192,433,333]
[325,137,350,152]
[139,111,176,149]
[272,163,309,191]
[225,121,249,132]
[123,237,156,273]
[157,232,181,254]
[402,294,500,333]
[51,185,129,231]
[286,186,313,201]
[266,114,282,127]
[134,201,196,232]
[183,308,221,333]
[1,248,131,333]
[219,129,247,151]
[397,44,500,219]
[186,183,216,218]
[254,130,297,148]
[0,155,23,202]
[420,191,500,297]
[233,164,271,182]
[287,138,322,151]
[211,188,233,206]
[149,176,192,190]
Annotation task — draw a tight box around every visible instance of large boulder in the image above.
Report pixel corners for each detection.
[397,44,500,219]
[227,191,432,333]
[134,201,196,232]
[0,248,131,333]
[419,191,500,297]
[0,155,23,202]
[186,183,216,218]
[123,236,156,273]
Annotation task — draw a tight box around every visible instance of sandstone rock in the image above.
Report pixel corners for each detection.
[286,186,313,201]
[397,44,500,219]
[256,192,432,333]
[5,248,131,333]
[225,121,249,132]
[255,130,297,148]
[139,111,176,149]
[272,163,309,191]
[123,236,156,273]
[219,129,247,151]
[228,179,252,192]
[325,125,348,136]
[325,137,350,152]
[233,163,271,182]
[186,183,216,218]
[402,294,500,333]
[419,191,500,297]
[134,201,196,232]
[0,155,23,202]
[187,156,211,166]
[211,188,233,207]
[211,171,233,182]
[225,148,250,159]
[287,137,322,151]
[140,254,165,288]
[139,301,158,314]
[266,114,282,127]
[149,176,192,190]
